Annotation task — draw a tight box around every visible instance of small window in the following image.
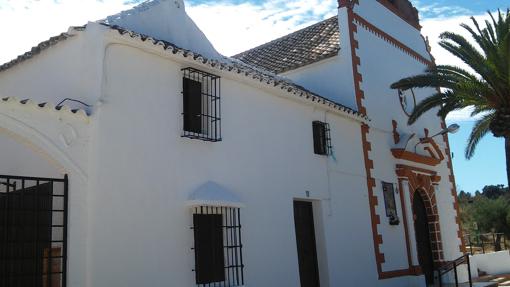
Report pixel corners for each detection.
[192,206,244,286]
[312,121,331,155]
[182,67,221,142]
[382,182,400,225]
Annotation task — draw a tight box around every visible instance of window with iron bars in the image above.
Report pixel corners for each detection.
[182,67,221,142]
[0,175,68,287]
[191,206,244,286]
[312,121,332,155]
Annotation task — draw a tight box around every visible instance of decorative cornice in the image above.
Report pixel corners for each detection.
[338,0,358,9]
[352,13,432,66]
[376,0,421,30]
[0,97,89,122]
[391,148,441,166]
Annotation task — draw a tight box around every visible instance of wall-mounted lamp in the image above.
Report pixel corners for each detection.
[431,124,460,138]
[414,124,460,152]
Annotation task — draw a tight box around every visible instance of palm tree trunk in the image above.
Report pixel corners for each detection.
[507,136,510,188]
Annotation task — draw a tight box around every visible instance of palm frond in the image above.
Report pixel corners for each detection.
[465,113,496,158]
[408,92,448,124]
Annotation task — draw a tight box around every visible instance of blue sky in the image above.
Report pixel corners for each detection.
[0,0,508,192]
[412,0,508,18]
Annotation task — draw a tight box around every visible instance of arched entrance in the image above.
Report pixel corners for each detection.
[413,190,434,285]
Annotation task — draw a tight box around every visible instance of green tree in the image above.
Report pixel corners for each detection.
[390,10,510,187]
[471,197,510,250]
[482,184,508,199]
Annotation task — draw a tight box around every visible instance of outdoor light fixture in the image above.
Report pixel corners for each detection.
[430,123,460,138]
[414,124,460,152]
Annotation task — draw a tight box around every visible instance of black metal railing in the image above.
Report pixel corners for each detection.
[0,174,68,287]
[464,233,509,255]
[437,254,472,287]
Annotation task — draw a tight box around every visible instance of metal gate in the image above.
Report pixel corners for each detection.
[0,175,68,287]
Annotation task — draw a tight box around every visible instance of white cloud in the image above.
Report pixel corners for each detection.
[420,12,494,122]
[186,0,336,56]
[0,0,140,64]
[0,0,495,123]
[0,0,336,64]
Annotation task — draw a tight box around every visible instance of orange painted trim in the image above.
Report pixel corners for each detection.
[352,13,432,66]
[345,4,386,277]
[338,0,358,8]
[399,166,445,264]
[410,265,423,275]
[399,179,413,270]
[396,164,437,176]
[440,121,466,254]
[391,149,441,166]
[379,268,414,279]
[376,0,422,30]
[419,137,445,162]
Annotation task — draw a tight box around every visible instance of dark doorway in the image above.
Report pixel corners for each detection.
[413,191,434,286]
[0,175,68,287]
[293,201,320,287]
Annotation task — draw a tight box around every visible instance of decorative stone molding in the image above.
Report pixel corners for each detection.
[397,165,445,264]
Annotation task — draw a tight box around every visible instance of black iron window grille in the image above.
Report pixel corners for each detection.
[182,67,221,142]
[191,206,244,287]
[312,121,332,155]
[0,174,68,287]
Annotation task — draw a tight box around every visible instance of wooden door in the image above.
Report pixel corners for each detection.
[413,192,434,285]
[293,201,320,287]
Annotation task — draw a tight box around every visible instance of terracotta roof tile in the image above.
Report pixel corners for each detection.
[233,16,340,74]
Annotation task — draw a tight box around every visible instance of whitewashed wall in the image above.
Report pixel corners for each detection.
[353,0,463,279]
[0,0,466,286]
[84,41,388,287]
[354,1,430,59]
[0,102,90,287]
[282,56,357,110]
[0,25,106,113]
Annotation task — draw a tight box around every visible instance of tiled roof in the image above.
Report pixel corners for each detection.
[104,24,367,122]
[0,27,85,73]
[233,16,340,74]
[0,21,368,122]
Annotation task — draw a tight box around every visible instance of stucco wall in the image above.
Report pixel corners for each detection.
[354,0,431,60]
[282,56,357,110]
[0,25,105,113]
[83,41,399,287]
[470,251,510,277]
[353,0,462,277]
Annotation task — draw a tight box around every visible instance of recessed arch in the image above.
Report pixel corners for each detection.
[397,165,444,266]
[0,112,87,182]
[412,190,435,285]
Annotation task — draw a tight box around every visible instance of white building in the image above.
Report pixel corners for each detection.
[0,0,466,286]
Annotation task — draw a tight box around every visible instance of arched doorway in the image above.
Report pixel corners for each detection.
[413,191,434,285]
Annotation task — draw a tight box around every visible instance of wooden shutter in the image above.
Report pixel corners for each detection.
[183,78,202,133]
[193,214,225,284]
[312,121,327,155]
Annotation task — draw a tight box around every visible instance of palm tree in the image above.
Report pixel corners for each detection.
[391,9,510,187]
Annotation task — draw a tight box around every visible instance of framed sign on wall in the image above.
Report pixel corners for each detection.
[382,182,400,225]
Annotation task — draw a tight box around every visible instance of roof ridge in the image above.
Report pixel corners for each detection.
[0,21,367,123]
[103,23,368,122]
[233,15,338,58]
[0,26,84,73]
